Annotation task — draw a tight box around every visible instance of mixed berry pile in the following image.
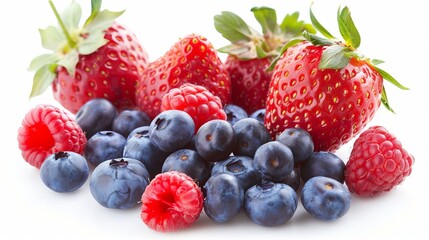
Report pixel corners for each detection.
[18,0,414,233]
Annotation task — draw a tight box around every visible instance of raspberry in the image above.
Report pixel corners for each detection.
[345,126,414,197]
[140,171,203,232]
[17,104,87,168]
[160,83,226,132]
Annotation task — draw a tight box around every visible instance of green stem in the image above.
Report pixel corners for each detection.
[48,0,76,48]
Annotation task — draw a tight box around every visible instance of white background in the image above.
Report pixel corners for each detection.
[1,0,428,239]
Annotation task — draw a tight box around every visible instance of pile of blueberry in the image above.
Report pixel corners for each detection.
[39,98,351,227]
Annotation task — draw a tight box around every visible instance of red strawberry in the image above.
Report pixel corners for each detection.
[140,171,203,232]
[345,126,414,197]
[161,83,227,132]
[29,0,149,114]
[264,6,408,151]
[214,8,314,114]
[17,104,87,168]
[135,33,231,119]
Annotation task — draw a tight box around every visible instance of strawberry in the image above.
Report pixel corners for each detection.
[214,7,314,114]
[135,33,231,119]
[264,6,409,151]
[29,0,149,114]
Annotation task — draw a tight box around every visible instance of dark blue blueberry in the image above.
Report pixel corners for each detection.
[224,104,248,125]
[123,129,169,179]
[84,131,126,166]
[162,149,211,186]
[249,108,266,123]
[244,182,298,227]
[253,141,294,182]
[112,110,151,138]
[89,158,150,209]
[280,168,301,191]
[276,127,314,164]
[301,176,351,221]
[75,98,117,139]
[232,118,271,157]
[203,173,244,223]
[300,151,346,183]
[195,119,236,162]
[149,110,195,153]
[40,151,89,193]
[211,155,261,191]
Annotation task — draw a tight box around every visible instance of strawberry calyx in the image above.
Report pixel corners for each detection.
[269,5,409,113]
[28,0,123,98]
[214,7,315,60]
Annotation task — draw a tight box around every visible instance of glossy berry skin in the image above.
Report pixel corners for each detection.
[226,56,272,115]
[244,182,297,227]
[40,151,89,193]
[249,108,266,124]
[136,34,231,119]
[84,131,126,166]
[203,173,244,223]
[264,41,383,152]
[161,83,227,132]
[123,128,169,179]
[162,149,211,186]
[195,120,237,162]
[149,110,195,153]
[140,171,203,232]
[345,126,414,197]
[280,168,301,192]
[53,23,149,114]
[75,98,118,139]
[17,104,87,168]
[300,151,346,183]
[112,109,151,137]
[253,141,294,182]
[276,127,314,164]
[89,158,150,209]
[232,118,271,157]
[301,176,351,221]
[224,104,248,126]
[211,155,261,191]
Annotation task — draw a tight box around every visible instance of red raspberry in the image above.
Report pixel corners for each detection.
[160,83,226,132]
[345,126,414,197]
[140,171,203,232]
[17,104,87,168]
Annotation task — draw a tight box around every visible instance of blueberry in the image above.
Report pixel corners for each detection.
[203,173,244,223]
[149,110,195,153]
[253,141,294,182]
[84,131,126,166]
[195,120,236,162]
[123,129,169,179]
[112,110,151,138]
[40,151,89,193]
[162,149,211,186]
[276,128,314,164]
[89,158,150,209]
[300,151,346,183]
[244,182,297,227]
[301,176,351,221]
[280,168,301,191]
[224,104,248,125]
[232,118,271,157]
[211,155,261,191]
[249,108,265,123]
[75,98,117,139]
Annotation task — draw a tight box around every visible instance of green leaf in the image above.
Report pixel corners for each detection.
[84,9,124,34]
[319,45,350,69]
[57,50,79,75]
[370,59,385,65]
[251,6,277,35]
[39,26,65,51]
[381,86,395,113]
[214,11,254,43]
[310,5,335,39]
[280,12,316,35]
[372,65,409,90]
[28,54,60,71]
[78,31,107,55]
[303,31,335,46]
[268,38,305,71]
[60,0,82,30]
[30,65,56,98]
[337,6,360,49]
